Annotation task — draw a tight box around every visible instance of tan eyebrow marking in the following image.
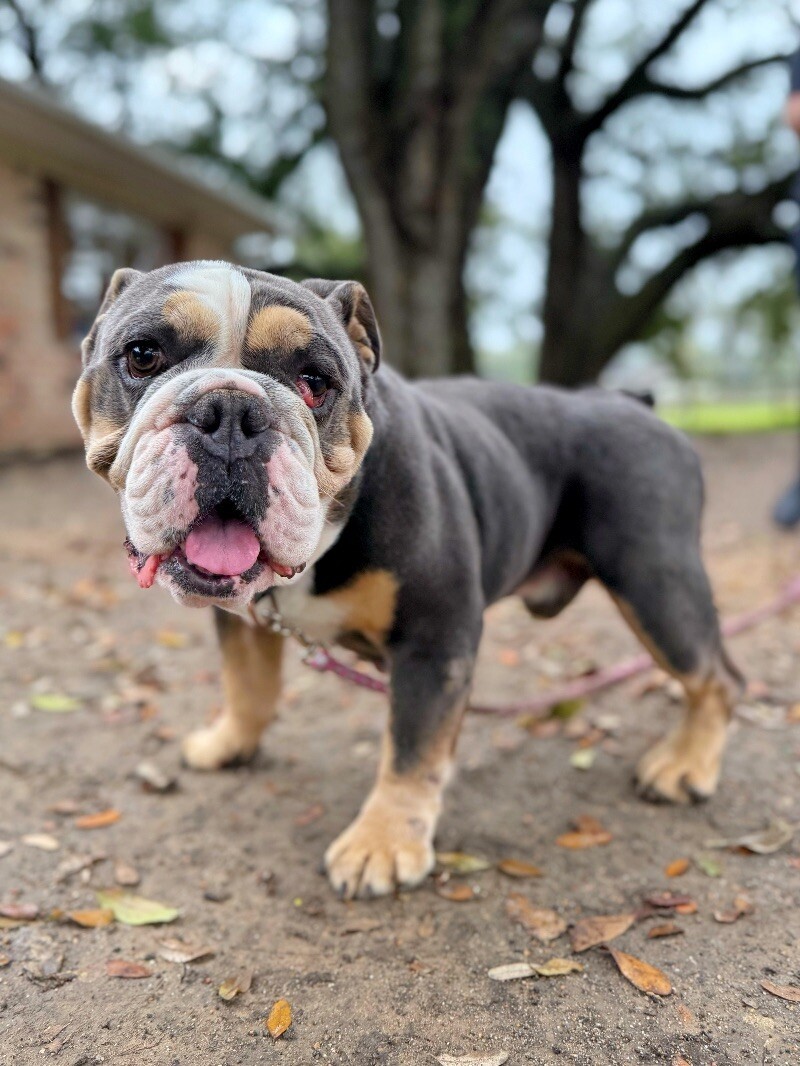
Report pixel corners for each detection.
[163,290,220,343]
[246,305,312,354]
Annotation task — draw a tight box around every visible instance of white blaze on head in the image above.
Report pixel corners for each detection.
[169,262,252,366]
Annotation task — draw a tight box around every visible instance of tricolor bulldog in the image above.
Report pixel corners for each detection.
[73,261,741,899]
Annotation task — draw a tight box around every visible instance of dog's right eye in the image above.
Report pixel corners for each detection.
[125,342,165,378]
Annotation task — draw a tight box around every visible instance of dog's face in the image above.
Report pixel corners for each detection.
[72,262,379,610]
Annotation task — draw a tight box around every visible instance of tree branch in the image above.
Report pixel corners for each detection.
[578,0,712,138]
[2,0,46,84]
[646,52,789,101]
[555,0,593,85]
[599,172,794,360]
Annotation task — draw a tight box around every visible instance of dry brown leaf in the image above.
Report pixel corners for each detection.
[705,820,794,855]
[67,908,114,928]
[266,999,292,1039]
[497,858,543,879]
[0,902,38,920]
[437,1054,509,1066]
[22,833,60,852]
[674,901,698,916]
[713,895,753,924]
[487,961,536,982]
[570,912,636,953]
[505,893,566,942]
[647,922,683,939]
[157,938,214,964]
[75,809,121,830]
[761,979,800,1003]
[436,881,476,902]
[672,1057,691,1066]
[645,891,694,909]
[607,946,672,996]
[155,629,189,649]
[533,957,584,977]
[134,761,176,794]
[106,959,152,979]
[114,860,140,887]
[218,970,253,1000]
[293,802,326,827]
[556,814,612,849]
[664,858,690,878]
[48,799,80,815]
[0,955,9,968]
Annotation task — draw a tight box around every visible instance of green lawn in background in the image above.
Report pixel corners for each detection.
[660,400,800,434]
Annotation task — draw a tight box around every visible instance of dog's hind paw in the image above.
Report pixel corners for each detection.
[635,728,722,805]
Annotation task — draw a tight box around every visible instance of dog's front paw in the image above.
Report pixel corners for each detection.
[324,800,435,900]
[635,727,722,804]
[182,716,260,771]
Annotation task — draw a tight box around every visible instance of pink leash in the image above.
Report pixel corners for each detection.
[299,575,800,719]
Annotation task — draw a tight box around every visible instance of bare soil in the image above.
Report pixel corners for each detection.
[1,433,799,1066]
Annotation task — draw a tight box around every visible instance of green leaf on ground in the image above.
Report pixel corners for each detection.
[96,889,178,926]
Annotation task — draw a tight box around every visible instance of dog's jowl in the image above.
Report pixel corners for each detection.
[73,260,742,899]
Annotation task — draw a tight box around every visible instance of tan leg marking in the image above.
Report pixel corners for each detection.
[246,306,312,354]
[612,595,737,804]
[183,619,283,771]
[321,569,398,647]
[635,673,733,803]
[325,704,464,899]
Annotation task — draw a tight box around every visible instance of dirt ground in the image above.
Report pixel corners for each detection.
[1,433,800,1066]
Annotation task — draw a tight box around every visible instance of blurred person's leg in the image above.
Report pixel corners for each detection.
[773,220,800,529]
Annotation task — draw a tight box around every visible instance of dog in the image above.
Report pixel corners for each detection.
[72,261,741,900]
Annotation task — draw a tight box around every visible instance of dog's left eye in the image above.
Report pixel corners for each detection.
[296,373,329,409]
[125,342,165,378]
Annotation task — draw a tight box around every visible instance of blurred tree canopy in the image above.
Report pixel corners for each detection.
[1,0,796,384]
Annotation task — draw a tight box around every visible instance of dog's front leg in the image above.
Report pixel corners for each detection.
[325,647,473,900]
[183,609,283,770]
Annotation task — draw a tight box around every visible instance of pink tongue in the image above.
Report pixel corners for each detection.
[184,514,260,577]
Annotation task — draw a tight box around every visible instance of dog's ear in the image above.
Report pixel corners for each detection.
[302,279,381,373]
[81,268,143,366]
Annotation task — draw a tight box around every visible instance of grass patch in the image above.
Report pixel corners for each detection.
[661,401,800,435]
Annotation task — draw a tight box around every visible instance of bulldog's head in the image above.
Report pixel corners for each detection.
[72,262,378,611]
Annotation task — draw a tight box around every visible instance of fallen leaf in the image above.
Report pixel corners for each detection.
[498,648,520,667]
[0,902,38,920]
[570,912,636,953]
[533,957,584,976]
[556,814,612,849]
[0,841,13,858]
[266,998,292,1039]
[293,802,326,827]
[497,858,543,879]
[569,747,596,770]
[713,895,753,924]
[761,979,800,1003]
[0,955,9,968]
[436,852,492,875]
[105,959,151,979]
[645,892,694,909]
[674,901,698,916]
[31,693,81,713]
[487,961,536,982]
[96,889,178,926]
[505,893,566,942]
[158,938,214,964]
[155,629,189,649]
[436,881,476,902]
[647,923,683,939]
[550,699,584,719]
[67,908,114,928]
[218,970,253,1000]
[114,860,140,887]
[21,833,59,852]
[664,858,690,878]
[706,820,794,855]
[55,852,106,883]
[694,854,722,878]
[48,799,81,815]
[75,809,121,830]
[607,946,672,996]
[672,1057,691,1066]
[437,1055,509,1066]
[134,761,177,794]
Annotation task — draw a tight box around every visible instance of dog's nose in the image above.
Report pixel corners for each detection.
[184,391,270,461]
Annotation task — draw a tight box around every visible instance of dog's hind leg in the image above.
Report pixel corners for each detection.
[182,609,283,770]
